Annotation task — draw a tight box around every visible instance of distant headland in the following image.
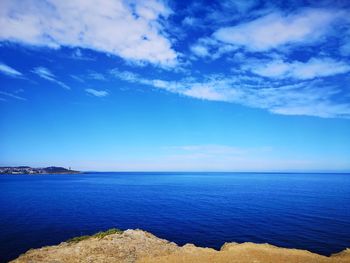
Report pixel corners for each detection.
[0,166,80,175]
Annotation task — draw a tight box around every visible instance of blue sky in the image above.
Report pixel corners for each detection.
[0,0,350,171]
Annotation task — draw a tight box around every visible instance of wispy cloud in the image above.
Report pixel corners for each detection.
[190,44,210,58]
[110,69,350,118]
[85,88,109,97]
[189,7,349,61]
[222,0,258,14]
[32,67,70,90]
[246,57,350,80]
[189,37,237,60]
[87,72,107,81]
[213,8,345,52]
[69,49,94,61]
[109,69,141,83]
[70,75,85,83]
[0,0,177,67]
[0,63,23,77]
[32,67,56,81]
[0,91,26,101]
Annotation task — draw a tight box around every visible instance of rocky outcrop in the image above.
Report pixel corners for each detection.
[11,229,350,263]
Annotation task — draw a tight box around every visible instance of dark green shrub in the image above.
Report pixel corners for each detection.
[66,228,123,243]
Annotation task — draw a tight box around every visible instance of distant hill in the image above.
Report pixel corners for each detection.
[43,166,80,174]
[0,166,80,174]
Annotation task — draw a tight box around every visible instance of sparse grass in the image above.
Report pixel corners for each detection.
[66,235,91,243]
[93,228,123,238]
[66,228,123,243]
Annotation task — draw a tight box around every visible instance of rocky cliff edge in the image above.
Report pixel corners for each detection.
[11,229,350,263]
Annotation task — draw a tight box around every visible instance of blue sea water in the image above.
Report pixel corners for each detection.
[0,172,350,262]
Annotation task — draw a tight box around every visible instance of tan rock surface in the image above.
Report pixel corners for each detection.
[11,229,350,263]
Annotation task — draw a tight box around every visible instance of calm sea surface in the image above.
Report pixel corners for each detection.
[0,172,350,262]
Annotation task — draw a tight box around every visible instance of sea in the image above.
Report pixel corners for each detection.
[0,172,349,262]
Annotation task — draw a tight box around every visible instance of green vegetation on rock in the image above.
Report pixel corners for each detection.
[66,228,123,243]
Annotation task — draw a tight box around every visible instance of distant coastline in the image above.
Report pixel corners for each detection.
[0,166,80,175]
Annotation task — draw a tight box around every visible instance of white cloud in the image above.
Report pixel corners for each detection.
[32,67,70,90]
[241,82,350,118]
[0,0,177,67]
[109,69,146,84]
[190,37,238,59]
[110,69,350,118]
[182,83,235,102]
[87,72,107,81]
[0,63,23,77]
[339,34,350,56]
[213,8,345,51]
[32,67,55,81]
[0,91,26,101]
[270,103,350,118]
[182,16,196,26]
[85,88,109,97]
[221,0,258,14]
[190,44,210,58]
[71,75,85,83]
[248,57,350,79]
[69,48,95,61]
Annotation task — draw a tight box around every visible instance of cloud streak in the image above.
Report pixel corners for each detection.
[0,91,26,101]
[85,88,109,97]
[32,67,70,90]
[246,57,350,80]
[110,69,350,118]
[0,63,23,77]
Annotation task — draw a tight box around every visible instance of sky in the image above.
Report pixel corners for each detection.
[0,0,350,172]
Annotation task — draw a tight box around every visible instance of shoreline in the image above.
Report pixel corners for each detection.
[0,166,81,175]
[0,172,82,175]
